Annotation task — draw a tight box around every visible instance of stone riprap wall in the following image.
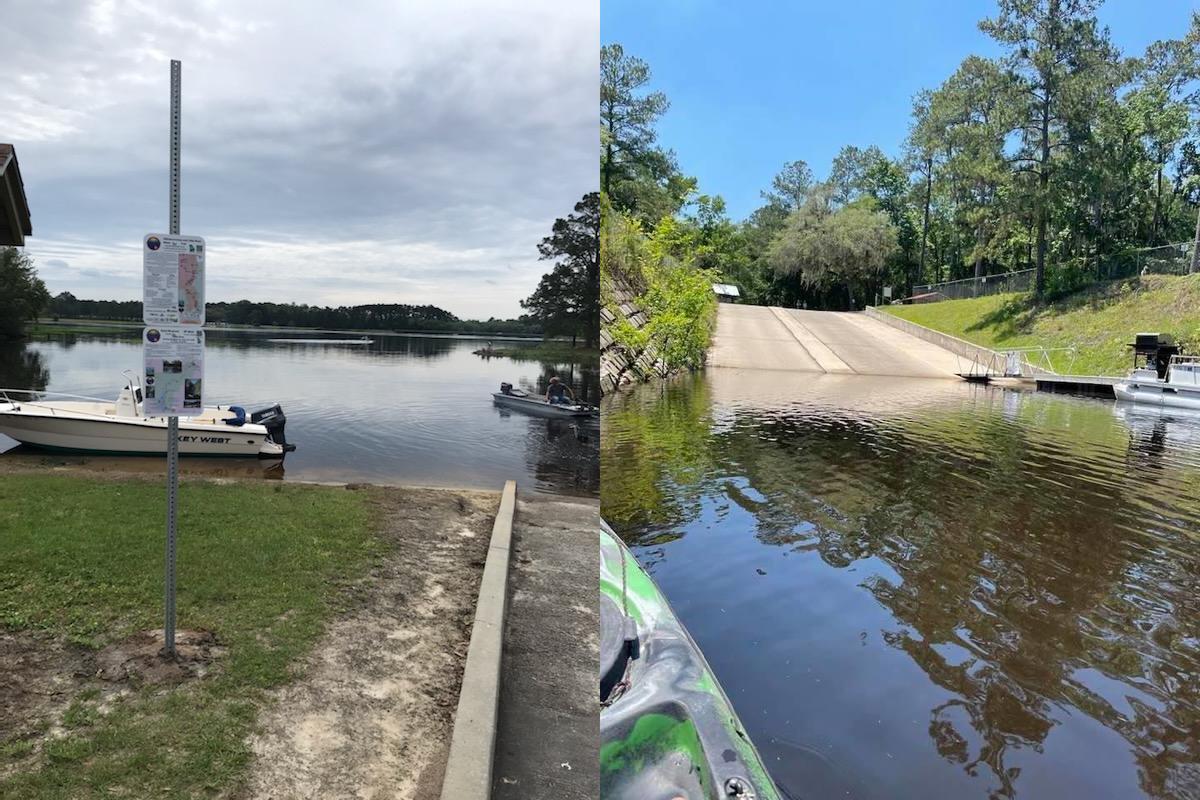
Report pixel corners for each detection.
[600,274,662,395]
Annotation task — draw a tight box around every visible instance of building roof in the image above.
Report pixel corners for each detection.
[0,144,32,246]
[712,283,740,297]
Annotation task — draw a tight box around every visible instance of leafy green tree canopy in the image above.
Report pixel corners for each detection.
[522,192,600,346]
[767,188,899,306]
[0,247,50,339]
[601,44,695,225]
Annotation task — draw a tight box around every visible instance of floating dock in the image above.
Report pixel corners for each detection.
[1033,374,1118,397]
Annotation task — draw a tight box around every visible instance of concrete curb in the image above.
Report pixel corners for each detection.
[439,479,517,800]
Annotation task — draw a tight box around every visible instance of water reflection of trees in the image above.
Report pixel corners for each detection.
[0,342,49,391]
[202,331,460,360]
[533,361,601,405]
[603,380,1200,798]
[521,416,599,495]
[601,374,716,532]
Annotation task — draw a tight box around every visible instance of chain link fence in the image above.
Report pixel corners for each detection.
[1096,241,1195,281]
[910,241,1196,303]
[913,269,1035,302]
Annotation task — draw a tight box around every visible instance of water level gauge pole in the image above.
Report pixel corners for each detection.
[164,59,182,659]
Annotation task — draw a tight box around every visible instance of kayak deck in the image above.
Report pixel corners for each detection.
[600,523,781,799]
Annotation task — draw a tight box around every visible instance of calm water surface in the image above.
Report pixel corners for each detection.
[0,330,598,495]
[602,369,1200,800]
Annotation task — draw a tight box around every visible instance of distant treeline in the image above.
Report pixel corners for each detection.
[47,292,542,334]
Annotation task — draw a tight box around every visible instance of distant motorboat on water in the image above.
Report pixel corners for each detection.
[492,383,597,418]
[268,336,374,345]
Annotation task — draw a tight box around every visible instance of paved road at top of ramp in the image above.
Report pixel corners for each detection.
[708,304,961,378]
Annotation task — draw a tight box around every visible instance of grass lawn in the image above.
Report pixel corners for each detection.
[478,340,600,364]
[27,323,142,337]
[883,273,1200,375]
[0,473,382,799]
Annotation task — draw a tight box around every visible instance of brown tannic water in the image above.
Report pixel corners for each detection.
[602,369,1200,800]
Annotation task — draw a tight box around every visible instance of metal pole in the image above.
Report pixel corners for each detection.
[164,59,182,658]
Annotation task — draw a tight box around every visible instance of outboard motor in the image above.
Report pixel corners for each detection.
[500,382,513,395]
[251,404,297,453]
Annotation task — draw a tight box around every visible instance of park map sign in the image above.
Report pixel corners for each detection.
[142,233,206,417]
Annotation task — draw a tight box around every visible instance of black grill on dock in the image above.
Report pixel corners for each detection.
[1128,333,1179,379]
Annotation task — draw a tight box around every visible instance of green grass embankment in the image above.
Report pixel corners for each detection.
[0,474,379,798]
[883,274,1200,375]
[475,341,600,364]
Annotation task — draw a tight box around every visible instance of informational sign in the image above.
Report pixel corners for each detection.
[142,326,205,417]
[883,286,893,299]
[143,233,205,325]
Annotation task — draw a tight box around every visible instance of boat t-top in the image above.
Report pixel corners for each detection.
[0,371,295,458]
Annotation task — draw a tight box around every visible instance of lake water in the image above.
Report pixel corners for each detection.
[0,330,598,496]
[602,369,1200,800]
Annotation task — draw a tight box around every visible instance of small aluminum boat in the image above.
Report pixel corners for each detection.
[0,372,295,458]
[492,382,596,419]
[1114,355,1200,411]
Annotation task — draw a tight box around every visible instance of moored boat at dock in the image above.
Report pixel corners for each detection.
[1114,355,1200,410]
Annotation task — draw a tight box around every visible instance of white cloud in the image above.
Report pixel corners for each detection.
[1,0,598,319]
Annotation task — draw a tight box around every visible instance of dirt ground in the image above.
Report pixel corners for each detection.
[236,486,495,800]
[0,631,93,769]
[0,627,215,781]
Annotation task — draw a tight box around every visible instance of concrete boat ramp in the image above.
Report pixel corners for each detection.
[710,302,1124,398]
[709,304,963,378]
[439,482,598,800]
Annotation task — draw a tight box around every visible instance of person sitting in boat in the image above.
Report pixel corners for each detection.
[545,376,575,405]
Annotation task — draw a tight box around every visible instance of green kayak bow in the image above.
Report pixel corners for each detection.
[600,521,782,800]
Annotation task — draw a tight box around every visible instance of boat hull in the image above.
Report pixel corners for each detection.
[600,523,780,800]
[0,405,281,458]
[491,392,593,418]
[1114,381,1200,411]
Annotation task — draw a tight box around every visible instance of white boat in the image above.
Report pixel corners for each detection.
[0,373,295,458]
[1114,355,1200,410]
[492,385,596,418]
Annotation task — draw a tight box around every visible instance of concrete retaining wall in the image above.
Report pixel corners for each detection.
[864,306,1009,374]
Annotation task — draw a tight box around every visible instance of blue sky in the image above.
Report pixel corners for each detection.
[602,0,1198,221]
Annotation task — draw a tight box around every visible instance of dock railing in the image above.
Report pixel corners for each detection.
[955,346,1075,379]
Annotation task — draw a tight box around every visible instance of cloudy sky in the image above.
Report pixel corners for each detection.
[1,0,598,319]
